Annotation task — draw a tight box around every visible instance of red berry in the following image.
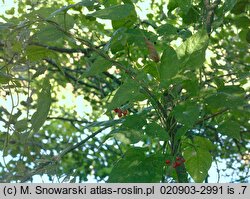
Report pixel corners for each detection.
[118,112,123,118]
[114,108,119,113]
[176,161,182,166]
[165,160,171,165]
[176,156,181,161]
[172,162,178,168]
[173,161,182,168]
[122,110,128,116]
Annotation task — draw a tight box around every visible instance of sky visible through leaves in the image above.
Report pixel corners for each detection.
[0,0,248,183]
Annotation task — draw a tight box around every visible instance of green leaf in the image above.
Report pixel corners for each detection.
[5,7,15,15]
[176,30,209,69]
[112,13,137,29]
[222,0,237,13]
[175,126,189,140]
[14,119,28,132]
[54,13,75,30]
[168,0,178,12]
[205,89,245,110]
[234,16,250,28]
[106,79,146,111]
[86,57,112,76]
[126,29,146,47]
[26,45,54,62]
[159,45,180,86]
[193,136,215,151]
[49,1,97,17]
[108,27,128,53]
[183,147,212,182]
[0,22,14,30]
[35,25,64,42]
[122,114,147,130]
[145,122,169,141]
[80,0,98,7]
[88,4,135,20]
[0,72,13,84]
[218,120,241,140]
[108,148,164,182]
[50,4,78,17]
[114,130,143,144]
[111,4,137,29]
[122,0,133,4]
[181,29,209,54]
[231,0,248,14]
[219,85,245,94]
[182,6,200,24]
[30,79,52,134]
[157,24,177,36]
[173,101,200,127]
[32,66,47,79]
[30,7,57,18]
[176,0,191,14]
[182,78,199,96]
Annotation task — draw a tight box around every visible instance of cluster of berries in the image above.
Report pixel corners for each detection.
[165,156,186,168]
[114,108,128,118]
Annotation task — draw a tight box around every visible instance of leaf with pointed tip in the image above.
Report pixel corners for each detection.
[88,4,135,20]
[218,120,241,140]
[106,79,146,111]
[172,101,200,128]
[108,148,164,182]
[30,79,52,134]
[145,122,169,141]
[183,147,212,183]
[159,45,180,86]
[176,30,209,69]
[85,57,112,76]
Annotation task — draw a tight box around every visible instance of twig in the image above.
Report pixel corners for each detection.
[47,116,90,123]
[58,126,109,158]
[29,42,89,54]
[45,58,100,90]
[21,125,110,182]
[196,108,228,125]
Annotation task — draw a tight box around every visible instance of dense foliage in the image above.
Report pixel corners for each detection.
[0,0,249,183]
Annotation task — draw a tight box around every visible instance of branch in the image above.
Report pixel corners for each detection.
[20,125,110,182]
[141,20,158,29]
[103,71,121,85]
[0,138,44,148]
[204,0,221,34]
[45,58,100,91]
[47,116,90,123]
[196,108,228,125]
[58,126,108,158]
[30,42,90,54]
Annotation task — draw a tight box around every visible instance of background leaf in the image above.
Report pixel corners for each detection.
[26,46,55,62]
[218,120,241,140]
